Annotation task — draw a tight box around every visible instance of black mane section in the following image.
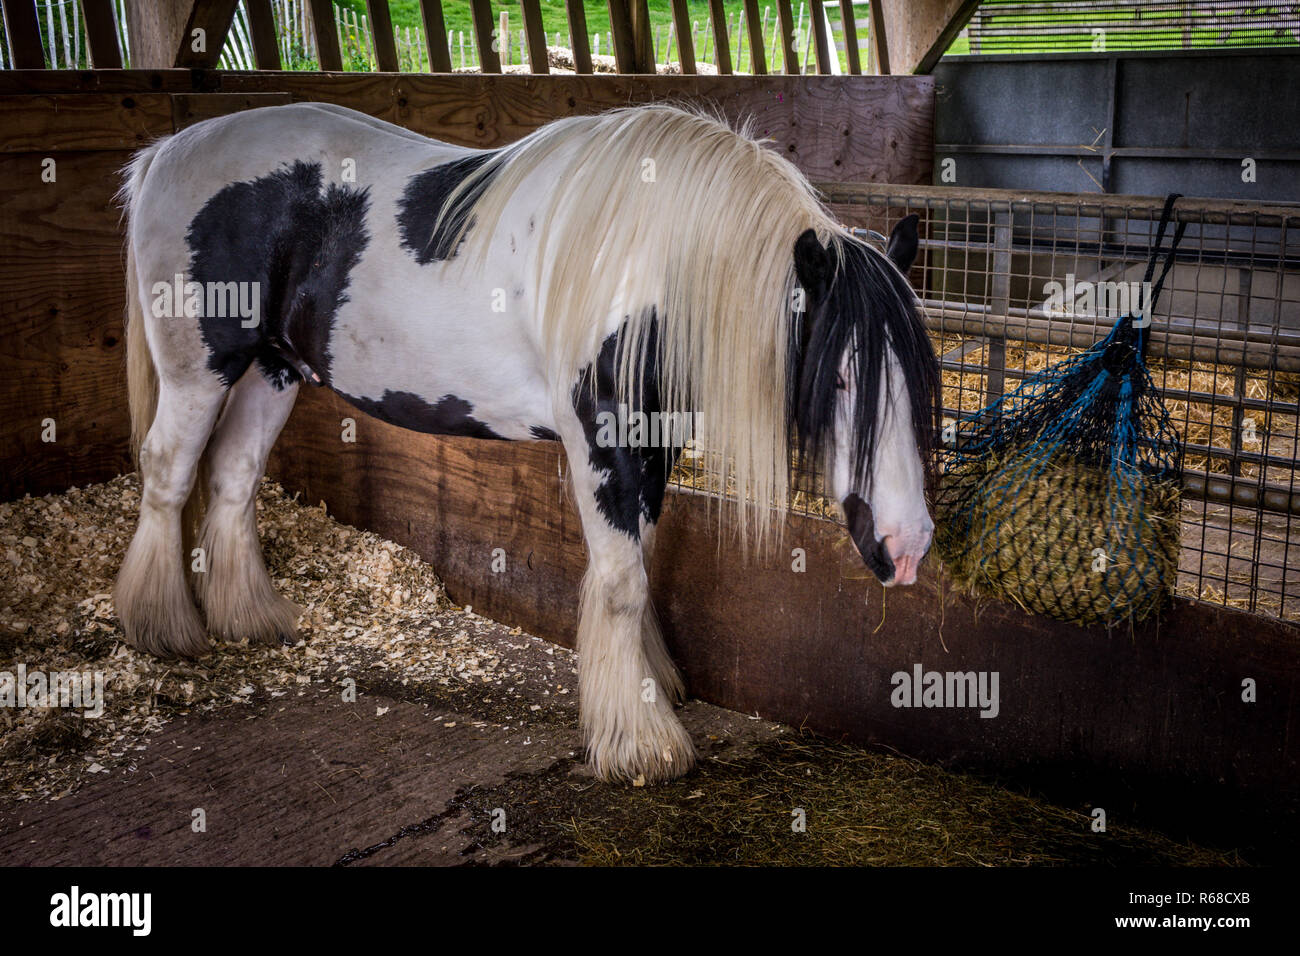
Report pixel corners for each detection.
[186,160,370,389]
[396,153,500,264]
[792,238,940,487]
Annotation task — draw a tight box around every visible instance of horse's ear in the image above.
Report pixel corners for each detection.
[793,229,832,302]
[885,214,920,273]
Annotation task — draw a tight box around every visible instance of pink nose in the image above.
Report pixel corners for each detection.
[882,537,921,587]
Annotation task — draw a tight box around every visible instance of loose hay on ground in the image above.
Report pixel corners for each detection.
[0,474,569,803]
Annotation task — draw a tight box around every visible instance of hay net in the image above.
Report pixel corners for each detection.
[934,194,1187,627]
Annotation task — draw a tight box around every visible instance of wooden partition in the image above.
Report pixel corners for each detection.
[0,69,933,500]
[2,70,1295,837]
[267,387,1300,834]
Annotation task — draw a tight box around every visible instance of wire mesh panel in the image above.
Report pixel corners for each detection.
[671,184,1299,622]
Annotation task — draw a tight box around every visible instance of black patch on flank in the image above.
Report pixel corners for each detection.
[572,315,682,539]
[396,153,500,264]
[186,160,370,389]
[338,389,504,439]
[529,425,560,441]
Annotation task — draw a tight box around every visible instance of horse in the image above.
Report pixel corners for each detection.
[113,102,940,783]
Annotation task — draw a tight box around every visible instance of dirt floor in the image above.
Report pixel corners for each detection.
[0,476,1248,866]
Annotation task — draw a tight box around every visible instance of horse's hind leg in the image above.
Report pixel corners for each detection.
[114,377,227,658]
[193,368,301,644]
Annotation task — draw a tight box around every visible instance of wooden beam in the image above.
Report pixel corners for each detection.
[879,0,979,75]
[175,0,241,68]
[668,0,695,74]
[365,0,399,72]
[774,0,798,74]
[706,0,731,75]
[2,0,46,69]
[870,0,889,74]
[468,0,500,73]
[80,0,124,68]
[741,0,765,75]
[606,0,637,73]
[519,0,550,74]
[307,0,343,70]
[417,0,452,73]
[808,0,831,74]
[244,0,282,70]
[564,0,592,74]
[629,0,655,72]
[259,386,1300,812]
[838,0,860,74]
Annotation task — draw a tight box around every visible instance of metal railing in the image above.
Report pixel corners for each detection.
[673,184,1299,621]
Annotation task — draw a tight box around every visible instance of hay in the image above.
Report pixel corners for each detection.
[0,474,568,805]
[508,733,1242,866]
[935,453,1182,627]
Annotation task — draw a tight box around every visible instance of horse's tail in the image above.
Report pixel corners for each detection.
[118,138,207,542]
[119,139,166,466]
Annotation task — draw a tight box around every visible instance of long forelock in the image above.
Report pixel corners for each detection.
[797,238,939,490]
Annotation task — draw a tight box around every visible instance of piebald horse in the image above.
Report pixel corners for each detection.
[114,103,939,783]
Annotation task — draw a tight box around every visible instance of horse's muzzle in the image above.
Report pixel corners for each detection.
[842,493,896,585]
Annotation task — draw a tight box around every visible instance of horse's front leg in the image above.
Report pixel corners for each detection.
[554,415,695,784]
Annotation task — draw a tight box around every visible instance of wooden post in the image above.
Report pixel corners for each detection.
[79,0,124,67]
[418,0,452,72]
[519,0,549,73]
[869,0,889,74]
[469,0,500,72]
[878,0,978,74]
[741,0,765,74]
[365,0,399,71]
[173,0,242,68]
[838,0,859,73]
[606,0,636,72]
[307,0,340,68]
[708,0,731,74]
[808,0,830,73]
[564,0,592,74]
[2,0,43,68]
[668,0,695,73]
[774,0,797,74]
[245,0,283,69]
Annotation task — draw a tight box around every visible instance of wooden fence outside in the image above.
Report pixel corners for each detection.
[0,0,883,74]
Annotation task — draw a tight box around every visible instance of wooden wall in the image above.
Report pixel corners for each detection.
[4,70,1295,835]
[0,69,933,500]
[268,386,1300,839]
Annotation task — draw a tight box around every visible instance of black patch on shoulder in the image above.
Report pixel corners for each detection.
[396,153,499,264]
[529,425,560,441]
[186,160,370,389]
[572,315,681,539]
[338,389,504,439]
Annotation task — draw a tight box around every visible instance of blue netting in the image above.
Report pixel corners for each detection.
[934,196,1186,627]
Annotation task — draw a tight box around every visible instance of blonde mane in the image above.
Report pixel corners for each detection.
[442,105,847,550]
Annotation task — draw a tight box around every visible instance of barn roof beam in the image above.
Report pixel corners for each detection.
[877,0,981,75]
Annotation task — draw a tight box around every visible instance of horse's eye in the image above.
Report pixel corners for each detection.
[835,375,847,391]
